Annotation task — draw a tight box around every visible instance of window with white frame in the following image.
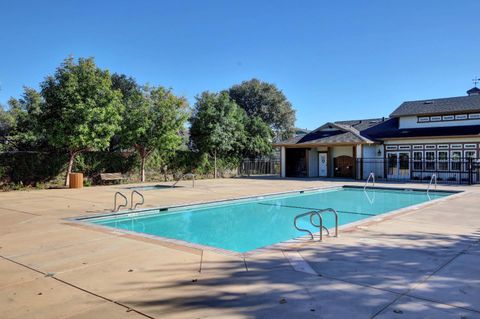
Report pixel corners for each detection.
[413,151,423,171]
[464,144,477,149]
[425,151,435,170]
[438,151,448,171]
[450,151,461,171]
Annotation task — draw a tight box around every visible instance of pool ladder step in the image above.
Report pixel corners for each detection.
[113,191,145,212]
[294,208,339,242]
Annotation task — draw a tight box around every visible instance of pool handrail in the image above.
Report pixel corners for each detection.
[113,191,128,212]
[312,208,339,237]
[294,211,324,241]
[364,172,375,190]
[172,173,195,188]
[427,174,437,194]
[130,190,145,210]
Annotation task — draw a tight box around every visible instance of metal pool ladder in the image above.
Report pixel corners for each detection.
[130,190,144,210]
[113,190,145,212]
[294,208,339,242]
[364,172,375,190]
[427,173,437,194]
[113,192,128,212]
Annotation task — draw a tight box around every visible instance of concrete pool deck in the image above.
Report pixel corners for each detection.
[0,177,479,318]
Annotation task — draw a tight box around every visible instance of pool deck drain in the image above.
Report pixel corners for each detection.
[0,177,479,318]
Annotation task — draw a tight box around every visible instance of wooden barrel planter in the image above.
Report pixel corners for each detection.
[69,173,84,189]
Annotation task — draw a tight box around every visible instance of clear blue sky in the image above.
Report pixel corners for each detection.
[1,0,479,129]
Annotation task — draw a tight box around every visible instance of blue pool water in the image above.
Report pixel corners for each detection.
[87,187,454,253]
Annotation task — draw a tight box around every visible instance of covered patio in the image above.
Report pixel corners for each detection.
[276,122,382,178]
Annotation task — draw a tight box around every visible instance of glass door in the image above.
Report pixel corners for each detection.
[387,152,410,179]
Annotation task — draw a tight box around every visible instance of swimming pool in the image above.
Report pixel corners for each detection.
[83,186,455,253]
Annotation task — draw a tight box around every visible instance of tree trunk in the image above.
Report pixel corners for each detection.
[214,150,217,179]
[65,152,76,186]
[140,155,146,182]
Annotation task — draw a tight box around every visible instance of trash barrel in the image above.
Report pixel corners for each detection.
[69,173,84,189]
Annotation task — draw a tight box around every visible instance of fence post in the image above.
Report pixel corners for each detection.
[468,158,473,185]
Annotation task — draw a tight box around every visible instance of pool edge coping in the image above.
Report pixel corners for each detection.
[63,184,466,258]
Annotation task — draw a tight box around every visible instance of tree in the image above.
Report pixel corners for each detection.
[242,116,273,158]
[5,88,43,149]
[110,73,141,151]
[189,92,246,178]
[39,57,123,185]
[228,78,296,140]
[121,86,189,182]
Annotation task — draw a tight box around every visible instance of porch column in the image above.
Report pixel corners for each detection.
[356,144,363,179]
[280,146,286,178]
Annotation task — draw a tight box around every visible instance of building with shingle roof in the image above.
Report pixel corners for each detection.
[275,86,480,183]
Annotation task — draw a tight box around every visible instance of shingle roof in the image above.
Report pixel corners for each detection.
[390,95,480,118]
[275,118,387,146]
[362,117,480,139]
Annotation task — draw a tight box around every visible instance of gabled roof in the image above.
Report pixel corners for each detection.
[390,95,480,118]
[362,117,480,139]
[275,118,387,146]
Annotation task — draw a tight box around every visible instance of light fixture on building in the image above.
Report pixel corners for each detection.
[377,149,382,157]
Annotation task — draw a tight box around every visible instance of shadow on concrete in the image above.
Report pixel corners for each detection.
[118,229,480,318]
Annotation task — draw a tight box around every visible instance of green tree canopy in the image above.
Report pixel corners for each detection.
[189,91,246,177]
[121,86,189,182]
[242,116,273,158]
[4,87,43,150]
[39,56,123,185]
[228,78,296,140]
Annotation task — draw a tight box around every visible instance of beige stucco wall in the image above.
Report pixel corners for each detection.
[331,146,353,158]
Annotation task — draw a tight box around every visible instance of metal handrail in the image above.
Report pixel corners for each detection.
[293,208,339,241]
[172,173,195,188]
[427,173,437,194]
[113,192,128,212]
[312,208,339,237]
[130,190,144,210]
[294,211,324,241]
[364,172,375,190]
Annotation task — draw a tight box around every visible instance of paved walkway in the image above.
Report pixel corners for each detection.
[0,177,479,318]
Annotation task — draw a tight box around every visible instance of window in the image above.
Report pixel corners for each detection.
[418,117,430,122]
[425,145,436,150]
[430,116,442,122]
[464,144,477,149]
[399,145,411,150]
[442,115,454,121]
[425,151,435,171]
[465,151,477,171]
[413,145,424,149]
[450,151,461,171]
[451,144,462,149]
[413,151,423,170]
[455,114,468,120]
[469,114,480,119]
[465,150,477,159]
[386,146,397,150]
[438,151,448,171]
[387,153,397,175]
[438,144,449,150]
